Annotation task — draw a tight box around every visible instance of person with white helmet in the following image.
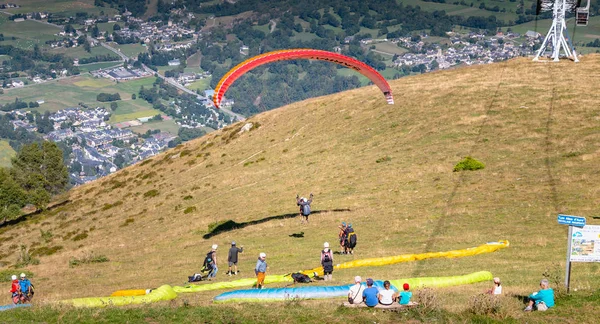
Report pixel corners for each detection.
[10,274,20,304]
[18,273,33,303]
[321,242,334,281]
[206,244,218,279]
[227,241,244,276]
[254,252,268,289]
[296,193,314,224]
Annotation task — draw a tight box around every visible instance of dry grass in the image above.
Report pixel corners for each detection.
[2,56,600,321]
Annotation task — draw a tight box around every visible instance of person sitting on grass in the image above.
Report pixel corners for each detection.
[362,278,379,307]
[399,283,413,305]
[347,276,365,304]
[487,277,502,295]
[524,278,554,312]
[378,280,397,306]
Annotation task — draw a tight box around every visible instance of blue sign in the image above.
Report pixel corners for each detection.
[557,214,586,227]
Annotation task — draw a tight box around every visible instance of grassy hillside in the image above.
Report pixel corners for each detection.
[2,55,600,322]
[0,140,16,168]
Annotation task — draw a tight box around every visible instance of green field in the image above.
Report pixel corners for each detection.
[185,78,212,92]
[373,42,408,56]
[77,61,123,73]
[109,43,148,58]
[49,45,115,59]
[97,22,123,33]
[129,119,180,136]
[0,15,61,49]
[0,0,117,17]
[0,75,157,119]
[0,140,16,168]
[109,107,163,123]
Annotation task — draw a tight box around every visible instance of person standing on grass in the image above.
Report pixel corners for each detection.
[338,222,347,253]
[10,275,20,305]
[18,273,33,303]
[255,252,268,289]
[207,244,218,279]
[296,193,313,224]
[227,241,244,276]
[524,278,554,311]
[321,242,334,281]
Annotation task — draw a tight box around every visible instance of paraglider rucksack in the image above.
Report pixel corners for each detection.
[203,252,214,270]
[347,230,357,248]
[301,203,311,216]
[322,250,332,263]
[291,273,311,283]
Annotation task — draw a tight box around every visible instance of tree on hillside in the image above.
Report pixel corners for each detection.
[0,168,26,224]
[11,141,69,199]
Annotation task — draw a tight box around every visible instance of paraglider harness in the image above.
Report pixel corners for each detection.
[18,279,34,303]
[345,227,357,249]
[290,272,312,284]
[188,252,215,282]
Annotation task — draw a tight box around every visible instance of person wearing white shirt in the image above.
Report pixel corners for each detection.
[347,276,365,304]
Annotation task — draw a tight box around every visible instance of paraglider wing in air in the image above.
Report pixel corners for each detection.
[212,49,394,108]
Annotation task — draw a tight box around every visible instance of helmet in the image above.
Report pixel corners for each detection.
[303,197,308,202]
[212,244,218,250]
[259,252,266,258]
[11,275,17,280]
[231,241,236,246]
[20,273,26,278]
[323,242,329,248]
[341,222,346,226]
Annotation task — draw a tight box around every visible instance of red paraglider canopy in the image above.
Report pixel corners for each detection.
[212,49,394,108]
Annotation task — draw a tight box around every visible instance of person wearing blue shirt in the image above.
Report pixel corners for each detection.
[524,279,555,311]
[362,278,379,307]
[399,283,413,305]
[254,253,268,289]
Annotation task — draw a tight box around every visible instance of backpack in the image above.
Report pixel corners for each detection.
[301,203,311,216]
[322,250,332,263]
[203,252,214,270]
[347,230,357,248]
[291,272,311,283]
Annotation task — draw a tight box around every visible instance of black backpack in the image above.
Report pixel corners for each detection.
[322,251,332,263]
[291,272,311,283]
[203,252,214,270]
[347,229,357,248]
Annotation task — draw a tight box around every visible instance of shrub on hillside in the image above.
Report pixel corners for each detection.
[453,156,485,172]
[466,293,502,316]
[376,156,392,163]
[144,189,159,198]
[30,245,63,257]
[183,206,197,214]
[69,251,109,267]
[413,288,440,317]
[16,245,39,267]
[72,232,88,241]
